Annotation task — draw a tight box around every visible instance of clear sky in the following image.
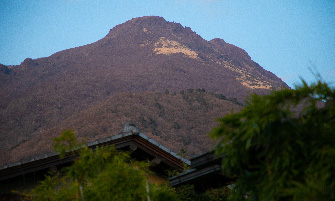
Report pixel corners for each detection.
[1,0,334,88]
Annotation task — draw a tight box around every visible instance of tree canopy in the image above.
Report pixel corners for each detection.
[26,130,151,201]
[24,130,189,201]
[210,80,335,201]
[26,130,233,201]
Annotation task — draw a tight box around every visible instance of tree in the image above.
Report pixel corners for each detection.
[27,130,178,201]
[210,80,335,201]
[175,185,231,201]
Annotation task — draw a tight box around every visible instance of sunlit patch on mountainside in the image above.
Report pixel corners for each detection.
[153,37,198,59]
[216,60,273,89]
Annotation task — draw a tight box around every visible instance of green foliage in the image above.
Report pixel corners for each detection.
[176,185,196,201]
[27,130,152,201]
[202,187,232,201]
[52,129,78,157]
[175,185,231,201]
[26,130,188,201]
[152,185,180,201]
[25,124,236,201]
[210,80,335,201]
[82,158,148,201]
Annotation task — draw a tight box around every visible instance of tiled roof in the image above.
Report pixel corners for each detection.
[0,123,190,181]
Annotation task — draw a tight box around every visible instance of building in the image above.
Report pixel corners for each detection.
[0,122,190,200]
[169,150,234,192]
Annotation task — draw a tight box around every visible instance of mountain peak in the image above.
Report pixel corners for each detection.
[105,16,191,40]
[0,17,289,165]
[130,16,167,24]
[117,16,169,29]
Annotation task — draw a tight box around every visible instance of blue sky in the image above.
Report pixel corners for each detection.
[1,0,334,88]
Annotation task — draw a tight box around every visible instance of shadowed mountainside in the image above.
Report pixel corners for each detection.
[5,90,243,164]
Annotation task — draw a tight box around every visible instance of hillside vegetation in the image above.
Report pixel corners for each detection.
[3,90,242,164]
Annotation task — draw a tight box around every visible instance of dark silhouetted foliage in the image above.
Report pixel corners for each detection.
[210,80,335,201]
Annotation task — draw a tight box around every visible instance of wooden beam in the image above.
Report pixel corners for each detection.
[149,158,161,166]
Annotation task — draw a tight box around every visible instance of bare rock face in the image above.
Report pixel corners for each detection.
[0,16,288,165]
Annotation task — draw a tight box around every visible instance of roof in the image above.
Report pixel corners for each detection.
[169,151,233,191]
[0,122,190,182]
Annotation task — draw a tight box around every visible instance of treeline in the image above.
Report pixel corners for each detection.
[161,88,243,106]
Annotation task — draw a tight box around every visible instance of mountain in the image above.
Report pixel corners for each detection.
[0,16,288,165]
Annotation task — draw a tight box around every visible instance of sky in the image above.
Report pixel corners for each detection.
[0,0,334,88]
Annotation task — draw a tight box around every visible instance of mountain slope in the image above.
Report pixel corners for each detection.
[5,90,243,164]
[0,16,288,165]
